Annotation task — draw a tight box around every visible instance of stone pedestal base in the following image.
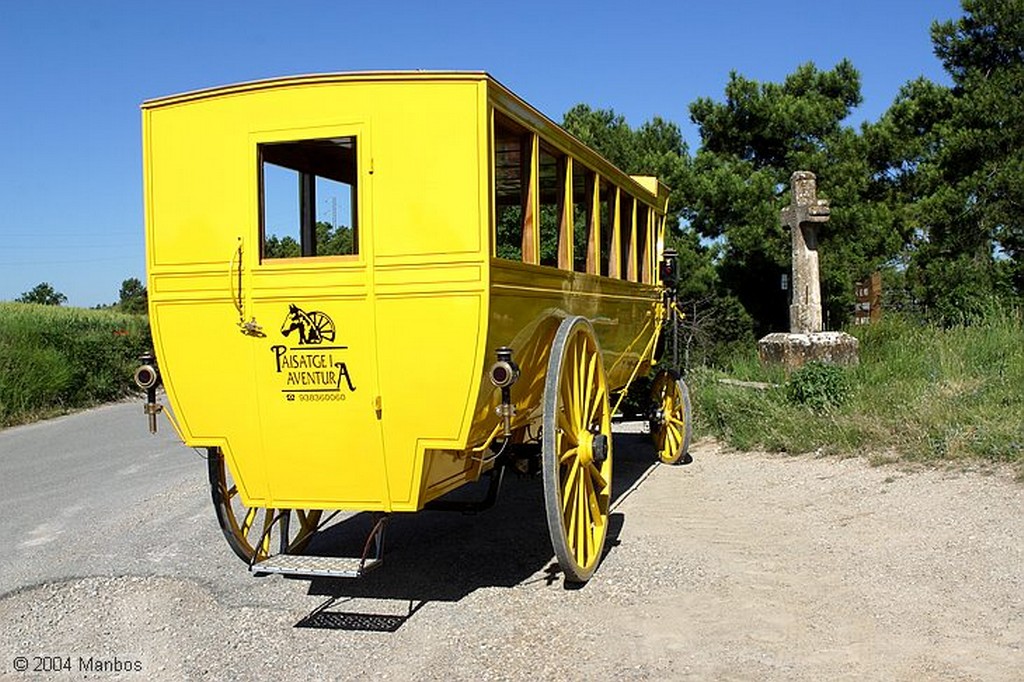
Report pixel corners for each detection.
[757,332,859,371]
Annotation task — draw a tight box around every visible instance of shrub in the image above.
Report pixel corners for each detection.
[691,305,1024,474]
[785,361,851,412]
[0,303,151,426]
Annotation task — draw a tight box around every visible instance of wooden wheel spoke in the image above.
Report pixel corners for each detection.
[561,457,580,514]
[560,446,579,465]
[562,376,579,428]
[581,356,592,425]
[296,509,316,531]
[583,352,597,424]
[240,507,257,536]
[210,451,322,564]
[565,475,579,543]
[557,410,578,445]
[588,462,608,492]
[576,341,586,414]
[585,471,603,526]
[258,510,274,555]
[576,469,589,565]
[589,384,606,424]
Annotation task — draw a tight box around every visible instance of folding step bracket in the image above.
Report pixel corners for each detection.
[251,513,388,579]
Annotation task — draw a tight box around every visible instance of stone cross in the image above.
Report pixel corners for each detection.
[780,171,830,334]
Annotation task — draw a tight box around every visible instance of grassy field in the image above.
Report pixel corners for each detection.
[690,306,1024,476]
[3,299,1022,479]
[0,303,151,426]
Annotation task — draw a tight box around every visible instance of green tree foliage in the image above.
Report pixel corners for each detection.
[564,0,1023,341]
[868,0,1024,322]
[495,205,523,261]
[562,105,692,234]
[264,234,301,258]
[263,221,354,259]
[925,0,1024,310]
[685,60,903,335]
[118,277,148,315]
[16,282,67,306]
[316,220,355,255]
[562,105,740,365]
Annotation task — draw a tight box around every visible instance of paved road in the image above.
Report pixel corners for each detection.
[1,401,1022,680]
[0,400,206,596]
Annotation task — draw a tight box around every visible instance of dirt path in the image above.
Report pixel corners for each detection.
[613,440,1023,680]
[1,427,1021,680]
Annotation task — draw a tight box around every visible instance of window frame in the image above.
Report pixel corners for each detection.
[253,126,364,265]
[489,106,667,281]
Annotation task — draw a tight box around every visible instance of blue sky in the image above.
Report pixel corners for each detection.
[0,0,963,307]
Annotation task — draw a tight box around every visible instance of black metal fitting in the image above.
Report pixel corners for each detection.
[490,347,519,436]
[660,250,682,373]
[489,346,520,389]
[135,352,163,434]
[660,248,679,292]
[592,433,609,465]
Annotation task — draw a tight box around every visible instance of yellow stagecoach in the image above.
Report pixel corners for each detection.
[137,71,692,583]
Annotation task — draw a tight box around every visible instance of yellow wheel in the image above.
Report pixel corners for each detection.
[207,448,322,563]
[650,370,692,465]
[542,317,613,583]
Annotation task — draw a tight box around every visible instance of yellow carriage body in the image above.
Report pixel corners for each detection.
[142,72,669,516]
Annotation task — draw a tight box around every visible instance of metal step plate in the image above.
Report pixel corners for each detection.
[251,554,381,579]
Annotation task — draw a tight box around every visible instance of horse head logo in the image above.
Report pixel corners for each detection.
[280,304,336,345]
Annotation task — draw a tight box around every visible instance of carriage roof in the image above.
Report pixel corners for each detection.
[142,71,670,212]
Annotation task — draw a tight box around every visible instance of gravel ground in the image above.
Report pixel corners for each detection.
[1,426,1022,681]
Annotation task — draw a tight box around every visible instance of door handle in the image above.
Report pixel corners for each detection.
[230,237,265,337]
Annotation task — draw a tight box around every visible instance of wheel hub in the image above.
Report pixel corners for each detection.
[591,433,608,465]
[578,430,595,467]
[577,429,608,467]
[650,406,666,427]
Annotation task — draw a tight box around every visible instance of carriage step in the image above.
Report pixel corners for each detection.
[251,554,381,579]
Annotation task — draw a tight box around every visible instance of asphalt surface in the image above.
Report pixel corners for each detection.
[1,400,1021,680]
[0,400,205,596]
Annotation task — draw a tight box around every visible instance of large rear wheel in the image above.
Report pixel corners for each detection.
[542,317,613,583]
[207,448,322,563]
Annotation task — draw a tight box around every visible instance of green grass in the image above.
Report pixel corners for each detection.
[689,306,1024,476]
[0,303,151,426]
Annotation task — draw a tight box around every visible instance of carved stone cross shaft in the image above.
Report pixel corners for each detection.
[780,171,830,334]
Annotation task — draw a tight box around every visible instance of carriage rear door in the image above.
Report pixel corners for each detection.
[248,127,389,509]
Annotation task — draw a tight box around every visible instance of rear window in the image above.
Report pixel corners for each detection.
[259,136,358,259]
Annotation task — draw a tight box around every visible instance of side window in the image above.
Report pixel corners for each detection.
[494,115,530,261]
[637,205,650,283]
[620,194,635,281]
[572,163,594,273]
[259,137,358,259]
[599,180,614,277]
[538,145,564,267]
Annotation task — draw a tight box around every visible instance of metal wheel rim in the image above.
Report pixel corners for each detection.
[542,317,612,583]
[208,449,322,563]
[651,371,692,464]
